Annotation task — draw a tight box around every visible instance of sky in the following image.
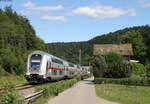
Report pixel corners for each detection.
[0,0,150,43]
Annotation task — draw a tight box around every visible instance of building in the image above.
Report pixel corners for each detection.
[93,44,133,61]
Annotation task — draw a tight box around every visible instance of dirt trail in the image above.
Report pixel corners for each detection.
[47,78,119,104]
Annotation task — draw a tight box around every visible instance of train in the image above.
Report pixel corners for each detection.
[25,51,90,83]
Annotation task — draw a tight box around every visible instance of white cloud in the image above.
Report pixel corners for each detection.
[21,1,66,21]
[23,1,35,8]
[20,10,32,16]
[141,3,150,8]
[23,1,64,11]
[71,4,137,19]
[41,14,66,21]
[140,0,150,8]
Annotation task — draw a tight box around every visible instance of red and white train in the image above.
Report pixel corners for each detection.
[25,51,90,83]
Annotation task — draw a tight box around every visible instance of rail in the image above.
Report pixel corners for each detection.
[0,84,34,91]
[24,90,44,104]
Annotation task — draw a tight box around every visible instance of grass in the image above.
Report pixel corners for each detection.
[95,84,150,104]
[0,75,27,87]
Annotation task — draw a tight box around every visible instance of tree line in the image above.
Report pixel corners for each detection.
[47,25,150,65]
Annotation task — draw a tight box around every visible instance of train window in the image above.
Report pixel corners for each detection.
[52,70,57,75]
[52,58,63,64]
[60,70,63,75]
[30,54,42,71]
[49,61,51,67]
[77,65,80,69]
[69,63,74,67]
[46,62,48,70]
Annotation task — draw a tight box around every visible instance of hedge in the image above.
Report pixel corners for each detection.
[94,77,150,86]
[33,76,81,104]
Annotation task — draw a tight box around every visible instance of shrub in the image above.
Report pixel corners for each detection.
[129,62,145,77]
[104,52,123,64]
[91,53,132,78]
[91,55,107,77]
[94,77,150,86]
[103,62,132,78]
[0,65,9,77]
[33,77,81,104]
[0,48,25,75]
[0,48,17,73]
[0,82,23,104]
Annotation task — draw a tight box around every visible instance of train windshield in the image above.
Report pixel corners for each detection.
[30,54,42,72]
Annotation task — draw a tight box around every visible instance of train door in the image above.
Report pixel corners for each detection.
[46,60,51,76]
[64,66,67,76]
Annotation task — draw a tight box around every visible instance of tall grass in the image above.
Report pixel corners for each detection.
[0,75,27,87]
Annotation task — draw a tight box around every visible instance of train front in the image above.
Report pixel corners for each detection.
[25,52,45,83]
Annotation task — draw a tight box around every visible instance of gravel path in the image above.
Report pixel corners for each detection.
[46,78,119,104]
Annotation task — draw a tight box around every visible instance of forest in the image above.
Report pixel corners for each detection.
[0,7,45,75]
[46,25,150,65]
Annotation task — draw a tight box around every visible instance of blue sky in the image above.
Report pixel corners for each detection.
[0,0,150,43]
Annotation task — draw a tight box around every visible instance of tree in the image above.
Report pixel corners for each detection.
[122,30,147,63]
[104,52,123,64]
[0,7,46,75]
[129,62,145,77]
[102,53,132,78]
[0,48,17,73]
[91,56,107,77]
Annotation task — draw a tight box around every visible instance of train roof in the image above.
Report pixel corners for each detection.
[29,51,76,66]
[29,51,64,61]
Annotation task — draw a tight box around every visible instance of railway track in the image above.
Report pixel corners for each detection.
[16,84,35,90]
[0,83,35,92]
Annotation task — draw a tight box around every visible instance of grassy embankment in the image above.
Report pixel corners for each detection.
[0,75,27,87]
[95,84,150,104]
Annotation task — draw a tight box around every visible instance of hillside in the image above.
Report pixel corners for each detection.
[0,7,45,75]
[46,25,150,65]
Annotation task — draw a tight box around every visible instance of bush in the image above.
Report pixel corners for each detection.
[0,48,25,75]
[103,53,132,78]
[0,83,23,104]
[104,52,123,64]
[33,77,81,104]
[103,62,132,78]
[94,77,150,86]
[91,53,132,78]
[0,48,17,73]
[129,62,145,77]
[0,65,9,77]
[91,55,107,77]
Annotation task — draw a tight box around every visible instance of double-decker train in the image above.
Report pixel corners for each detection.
[25,51,90,83]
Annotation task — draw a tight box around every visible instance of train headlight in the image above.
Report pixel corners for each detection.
[43,76,46,79]
[43,74,47,79]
